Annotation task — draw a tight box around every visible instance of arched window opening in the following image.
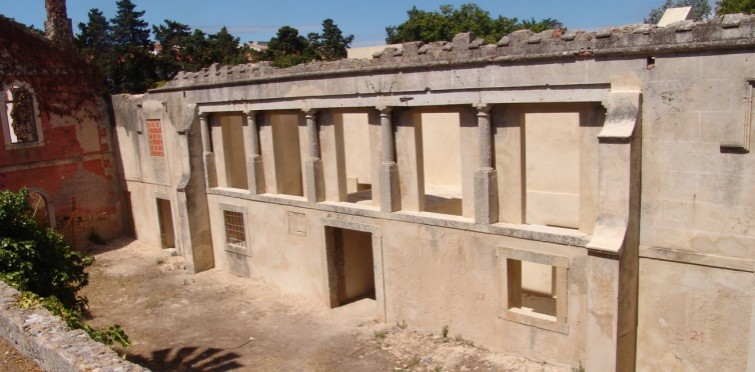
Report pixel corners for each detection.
[28,191,50,227]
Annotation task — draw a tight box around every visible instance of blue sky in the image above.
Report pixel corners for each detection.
[0,0,716,47]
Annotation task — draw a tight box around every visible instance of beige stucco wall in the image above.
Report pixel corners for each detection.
[636,258,753,371]
[203,194,588,364]
[112,21,755,370]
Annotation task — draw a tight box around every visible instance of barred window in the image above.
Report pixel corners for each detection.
[224,210,246,247]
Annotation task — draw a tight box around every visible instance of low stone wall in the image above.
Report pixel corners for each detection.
[0,281,146,372]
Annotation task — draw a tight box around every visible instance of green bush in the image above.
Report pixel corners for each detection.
[0,189,91,310]
[0,189,129,348]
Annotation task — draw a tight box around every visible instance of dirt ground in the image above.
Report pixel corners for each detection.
[80,238,571,372]
[0,336,43,372]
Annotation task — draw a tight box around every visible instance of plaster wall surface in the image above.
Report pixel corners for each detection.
[112,15,755,371]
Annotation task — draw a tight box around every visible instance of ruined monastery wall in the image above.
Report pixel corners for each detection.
[113,14,755,371]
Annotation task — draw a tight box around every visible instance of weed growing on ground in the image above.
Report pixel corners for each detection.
[397,320,407,329]
[441,325,449,341]
[571,361,585,372]
[454,334,474,347]
[156,257,165,265]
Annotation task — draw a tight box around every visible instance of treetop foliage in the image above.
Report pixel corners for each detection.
[75,0,250,93]
[385,3,564,44]
[253,18,354,68]
[715,0,755,14]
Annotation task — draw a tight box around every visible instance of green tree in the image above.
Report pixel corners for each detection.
[75,8,113,88]
[716,0,755,14]
[109,0,156,93]
[206,27,249,66]
[255,20,353,68]
[386,3,564,44]
[153,20,201,80]
[311,19,354,61]
[259,26,314,68]
[645,0,712,24]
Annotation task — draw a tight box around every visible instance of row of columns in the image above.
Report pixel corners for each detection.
[198,105,499,224]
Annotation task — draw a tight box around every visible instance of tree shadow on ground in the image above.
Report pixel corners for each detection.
[126,346,243,371]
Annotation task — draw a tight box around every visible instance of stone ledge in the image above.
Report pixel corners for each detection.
[0,281,147,372]
[154,14,755,92]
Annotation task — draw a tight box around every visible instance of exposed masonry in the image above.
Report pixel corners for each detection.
[0,282,146,372]
[156,13,755,92]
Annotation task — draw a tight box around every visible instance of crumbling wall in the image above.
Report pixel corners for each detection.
[0,281,146,372]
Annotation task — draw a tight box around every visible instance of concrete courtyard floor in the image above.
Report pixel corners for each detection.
[80,238,571,371]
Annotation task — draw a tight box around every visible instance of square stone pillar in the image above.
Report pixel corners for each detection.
[198,113,217,188]
[473,105,499,224]
[303,110,325,202]
[394,108,424,212]
[377,107,401,212]
[243,110,265,194]
[319,110,347,202]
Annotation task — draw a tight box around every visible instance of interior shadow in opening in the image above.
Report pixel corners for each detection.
[420,111,463,216]
[340,112,374,204]
[156,198,175,249]
[326,227,375,307]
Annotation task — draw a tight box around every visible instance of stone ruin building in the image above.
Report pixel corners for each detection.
[1,0,754,370]
[111,12,755,371]
[0,0,123,246]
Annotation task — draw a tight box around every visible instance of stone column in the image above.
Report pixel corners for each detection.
[199,113,217,188]
[474,104,498,224]
[243,110,265,194]
[304,110,325,202]
[378,107,400,212]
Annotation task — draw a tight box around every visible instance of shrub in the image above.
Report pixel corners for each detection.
[0,189,129,348]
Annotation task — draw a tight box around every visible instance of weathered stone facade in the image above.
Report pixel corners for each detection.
[113,14,755,371]
[0,5,123,246]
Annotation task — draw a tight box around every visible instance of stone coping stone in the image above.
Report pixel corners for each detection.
[0,281,148,372]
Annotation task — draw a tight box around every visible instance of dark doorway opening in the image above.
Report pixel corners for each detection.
[326,227,375,307]
[156,198,175,249]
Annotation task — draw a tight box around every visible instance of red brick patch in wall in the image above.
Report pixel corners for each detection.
[147,119,164,157]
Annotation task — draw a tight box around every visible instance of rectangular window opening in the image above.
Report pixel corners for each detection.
[212,114,248,189]
[3,83,43,148]
[223,210,246,249]
[270,112,304,197]
[522,111,581,229]
[340,112,374,204]
[498,246,569,334]
[508,259,557,319]
[420,111,463,216]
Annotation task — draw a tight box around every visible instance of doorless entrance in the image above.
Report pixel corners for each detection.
[325,227,375,307]
[156,198,175,249]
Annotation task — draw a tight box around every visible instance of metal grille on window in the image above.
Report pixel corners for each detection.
[224,210,246,247]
